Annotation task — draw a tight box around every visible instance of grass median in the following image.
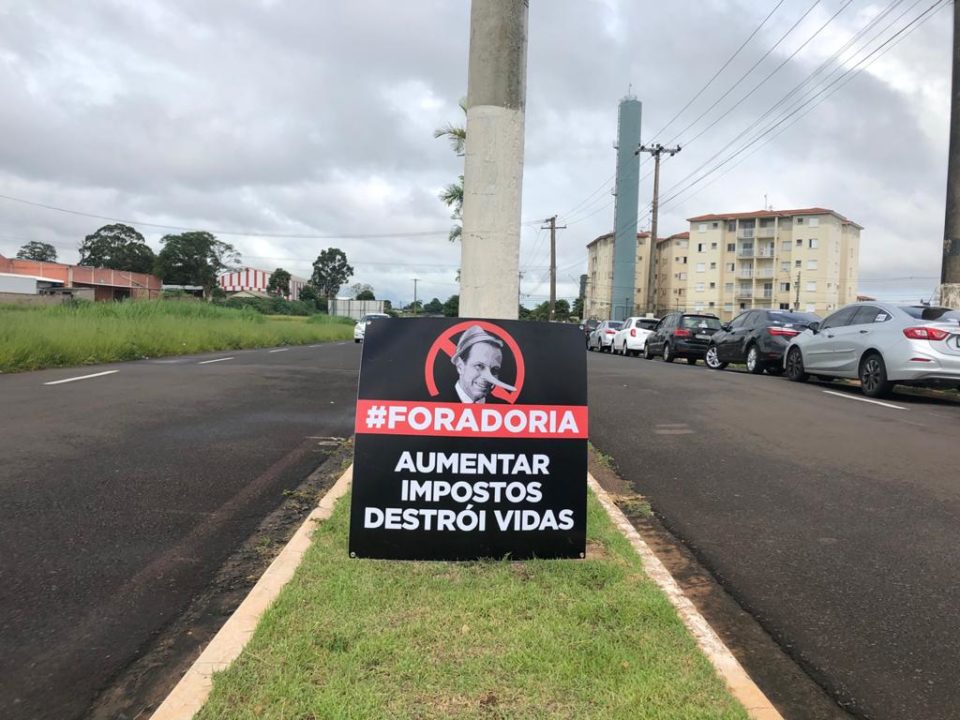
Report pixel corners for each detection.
[196,491,747,720]
[0,301,355,373]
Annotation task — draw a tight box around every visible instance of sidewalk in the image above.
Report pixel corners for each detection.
[154,468,778,720]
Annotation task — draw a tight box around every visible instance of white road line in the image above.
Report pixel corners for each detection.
[821,390,907,411]
[44,370,118,386]
[656,423,689,428]
[268,348,289,353]
[198,357,235,365]
[654,429,695,435]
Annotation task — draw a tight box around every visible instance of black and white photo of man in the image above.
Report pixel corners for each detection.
[451,325,516,403]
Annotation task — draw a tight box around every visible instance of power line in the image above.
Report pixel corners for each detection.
[647,0,789,144]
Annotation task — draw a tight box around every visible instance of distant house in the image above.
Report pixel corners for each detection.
[218,267,308,300]
[0,254,161,300]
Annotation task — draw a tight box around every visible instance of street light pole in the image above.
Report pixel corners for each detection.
[941,2,960,307]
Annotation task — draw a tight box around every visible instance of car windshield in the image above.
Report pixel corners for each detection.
[767,311,820,327]
[681,316,721,330]
[900,306,960,322]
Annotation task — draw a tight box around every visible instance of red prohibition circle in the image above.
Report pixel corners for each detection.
[424,321,525,404]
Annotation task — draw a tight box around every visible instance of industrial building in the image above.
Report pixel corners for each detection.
[0,255,162,301]
[218,267,308,300]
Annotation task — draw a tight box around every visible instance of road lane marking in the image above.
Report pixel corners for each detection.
[268,348,290,353]
[44,370,118,386]
[655,423,695,435]
[821,390,906,410]
[198,357,235,365]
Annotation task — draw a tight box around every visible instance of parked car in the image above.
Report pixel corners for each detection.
[705,309,821,374]
[612,317,660,356]
[353,312,390,343]
[783,302,960,398]
[644,312,722,364]
[580,318,600,346]
[587,320,623,352]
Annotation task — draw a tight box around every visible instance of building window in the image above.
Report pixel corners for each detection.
[697,243,704,252]
[696,263,705,272]
[781,262,790,272]
[711,242,718,250]
[796,238,802,246]
[699,223,707,233]
[795,260,802,268]
[709,282,716,289]
[709,301,716,308]
[740,302,747,310]
[724,303,734,311]
[779,303,791,310]
[781,241,791,252]
[727,221,736,232]
[726,262,735,272]
[695,302,705,311]
[710,262,717,270]
[679,272,687,280]
[797,217,804,225]
[805,281,816,291]
[724,283,734,293]
[805,303,816,312]
[780,282,790,292]
[695,282,705,292]
[727,243,736,252]
[807,260,818,270]
[809,238,819,249]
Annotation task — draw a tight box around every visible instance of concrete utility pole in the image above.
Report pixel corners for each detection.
[412,278,419,314]
[941,2,960,308]
[795,271,801,311]
[637,143,681,316]
[459,0,529,319]
[541,215,566,320]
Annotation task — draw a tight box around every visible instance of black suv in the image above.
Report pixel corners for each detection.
[644,312,722,364]
[705,309,820,374]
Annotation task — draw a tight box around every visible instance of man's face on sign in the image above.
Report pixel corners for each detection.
[455,342,503,401]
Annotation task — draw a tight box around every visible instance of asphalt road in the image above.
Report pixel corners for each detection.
[588,349,960,720]
[0,343,360,720]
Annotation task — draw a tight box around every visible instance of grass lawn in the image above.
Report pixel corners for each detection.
[196,492,747,720]
[0,301,354,373]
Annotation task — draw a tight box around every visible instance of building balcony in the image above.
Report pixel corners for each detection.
[738,246,756,258]
[756,226,776,238]
[755,269,775,279]
[736,287,754,299]
[738,228,755,239]
[738,269,754,279]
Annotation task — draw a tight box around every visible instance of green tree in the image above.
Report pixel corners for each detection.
[554,299,571,321]
[79,224,156,273]
[571,296,584,320]
[154,231,239,297]
[16,241,57,262]
[267,268,292,297]
[299,284,328,312]
[442,294,459,317]
[434,99,466,242]
[311,248,354,305]
[423,297,444,314]
[350,282,375,300]
[404,300,423,314]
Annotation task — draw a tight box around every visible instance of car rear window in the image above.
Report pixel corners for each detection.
[901,306,960,322]
[681,315,721,330]
[766,311,820,326]
[638,319,659,330]
[607,321,623,330]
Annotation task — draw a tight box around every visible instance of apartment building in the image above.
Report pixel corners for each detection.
[685,208,861,320]
[583,208,861,321]
[584,231,652,320]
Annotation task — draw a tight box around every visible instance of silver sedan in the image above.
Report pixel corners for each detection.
[783,302,960,398]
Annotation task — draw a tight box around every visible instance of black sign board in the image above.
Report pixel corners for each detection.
[349,318,587,560]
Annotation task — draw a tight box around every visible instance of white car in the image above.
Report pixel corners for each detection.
[612,317,660,357]
[783,302,960,397]
[353,313,389,343]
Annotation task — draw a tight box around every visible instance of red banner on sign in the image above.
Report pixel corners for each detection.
[355,400,588,439]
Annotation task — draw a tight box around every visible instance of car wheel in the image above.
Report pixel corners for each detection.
[745,344,764,374]
[859,352,894,398]
[785,347,808,383]
[705,346,727,370]
[662,343,674,363]
[644,343,654,360]
[354,338,361,343]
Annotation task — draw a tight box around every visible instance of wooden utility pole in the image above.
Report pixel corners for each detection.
[941,2,960,307]
[637,143,681,315]
[541,215,566,320]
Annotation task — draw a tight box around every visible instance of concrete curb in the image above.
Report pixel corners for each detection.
[588,472,783,720]
[150,464,354,720]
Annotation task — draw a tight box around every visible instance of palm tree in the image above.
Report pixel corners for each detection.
[434,99,467,242]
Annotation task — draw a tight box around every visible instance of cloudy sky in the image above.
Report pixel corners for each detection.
[0,0,951,307]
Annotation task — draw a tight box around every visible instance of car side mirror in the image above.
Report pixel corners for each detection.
[808,322,820,334]
[721,323,731,331]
